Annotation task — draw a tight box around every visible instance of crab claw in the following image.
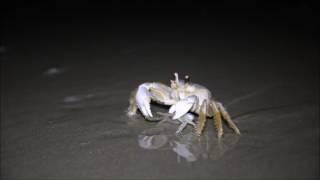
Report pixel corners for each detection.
[136,84,153,119]
[169,96,197,119]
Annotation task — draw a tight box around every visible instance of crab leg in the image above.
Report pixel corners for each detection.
[127,88,138,116]
[175,113,196,134]
[216,102,241,135]
[210,100,224,139]
[196,100,208,136]
[176,121,188,134]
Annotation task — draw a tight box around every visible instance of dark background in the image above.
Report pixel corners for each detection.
[1,1,319,179]
[2,1,318,85]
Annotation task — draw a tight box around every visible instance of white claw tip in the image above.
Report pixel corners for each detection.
[172,114,182,120]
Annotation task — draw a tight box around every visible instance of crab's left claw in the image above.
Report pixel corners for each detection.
[169,96,197,119]
[136,85,153,119]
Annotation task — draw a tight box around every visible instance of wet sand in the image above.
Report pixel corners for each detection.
[1,2,319,179]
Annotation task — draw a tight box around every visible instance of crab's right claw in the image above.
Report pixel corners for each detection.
[136,85,153,119]
[169,96,197,119]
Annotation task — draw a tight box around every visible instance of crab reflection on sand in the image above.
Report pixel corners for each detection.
[129,113,240,162]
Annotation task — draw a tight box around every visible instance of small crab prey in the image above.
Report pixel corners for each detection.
[127,73,240,138]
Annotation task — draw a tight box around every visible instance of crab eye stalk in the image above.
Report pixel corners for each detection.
[174,72,180,83]
[184,75,190,83]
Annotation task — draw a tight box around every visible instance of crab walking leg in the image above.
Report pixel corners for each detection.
[175,113,196,134]
[176,121,188,134]
[127,88,138,116]
[196,100,208,136]
[210,100,224,139]
[216,102,241,135]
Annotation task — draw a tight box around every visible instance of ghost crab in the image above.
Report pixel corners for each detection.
[127,73,240,138]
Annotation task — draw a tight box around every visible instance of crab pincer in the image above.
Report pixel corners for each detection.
[135,84,153,119]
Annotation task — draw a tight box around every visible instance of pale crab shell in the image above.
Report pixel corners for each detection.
[127,72,241,137]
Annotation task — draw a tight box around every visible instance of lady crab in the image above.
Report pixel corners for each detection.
[127,73,240,138]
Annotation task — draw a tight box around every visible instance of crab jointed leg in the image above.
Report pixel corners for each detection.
[127,88,138,116]
[210,100,224,138]
[175,113,196,134]
[204,100,241,138]
[216,102,241,135]
[196,100,208,136]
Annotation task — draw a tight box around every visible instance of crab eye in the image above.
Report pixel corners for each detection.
[184,75,190,82]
